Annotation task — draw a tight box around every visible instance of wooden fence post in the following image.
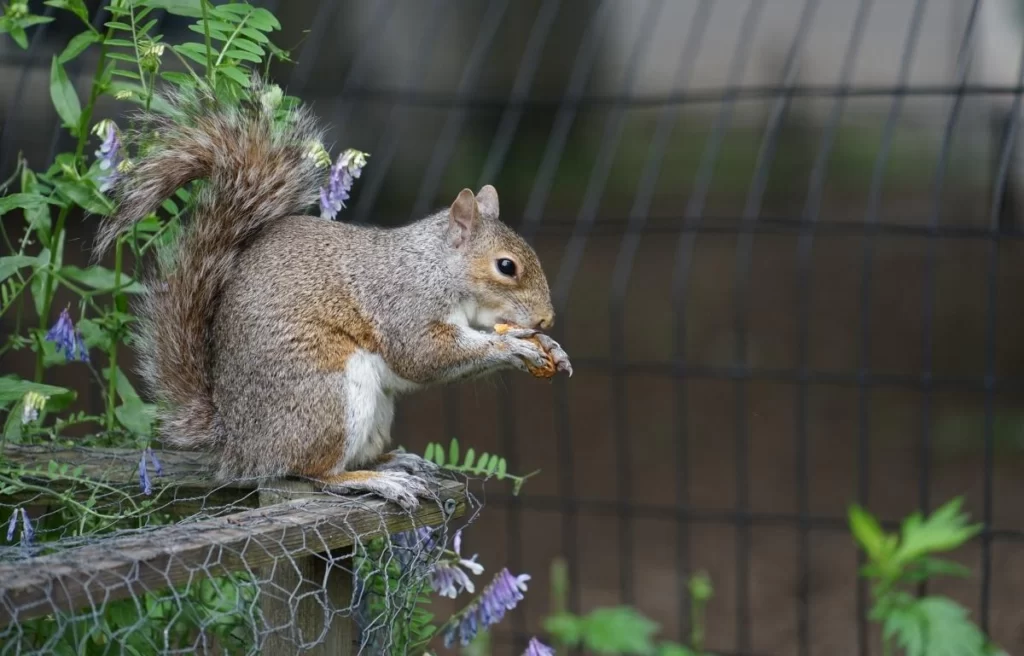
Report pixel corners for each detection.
[258,480,354,656]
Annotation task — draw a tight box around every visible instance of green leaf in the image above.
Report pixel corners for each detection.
[658,643,699,656]
[49,57,82,135]
[217,65,250,88]
[61,265,145,294]
[431,444,445,467]
[228,38,264,56]
[424,442,435,463]
[3,406,24,443]
[903,556,973,583]
[222,48,262,63]
[0,377,76,410]
[0,255,37,283]
[58,30,101,63]
[53,179,113,215]
[496,456,507,479]
[44,0,89,23]
[0,192,52,215]
[848,504,888,562]
[142,0,203,17]
[463,447,475,469]
[1,21,28,49]
[577,607,660,654]
[543,611,583,647]
[448,438,459,466]
[894,497,983,565]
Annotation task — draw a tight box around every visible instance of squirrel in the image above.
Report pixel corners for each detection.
[93,80,572,510]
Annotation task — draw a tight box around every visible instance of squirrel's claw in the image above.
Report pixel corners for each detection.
[531,332,573,378]
[374,450,441,476]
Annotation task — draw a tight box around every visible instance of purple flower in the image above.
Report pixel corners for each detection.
[319,149,368,220]
[146,448,163,477]
[5,510,17,542]
[444,567,531,647]
[138,451,152,495]
[6,509,33,545]
[20,508,33,545]
[524,637,555,656]
[45,307,89,362]
[93,120,121,192]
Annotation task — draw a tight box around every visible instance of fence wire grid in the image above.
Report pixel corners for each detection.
[2,0,1024,655]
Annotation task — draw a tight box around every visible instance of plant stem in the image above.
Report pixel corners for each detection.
[200,0,214,82]
[34,25,114,382]
[105,237,123,431]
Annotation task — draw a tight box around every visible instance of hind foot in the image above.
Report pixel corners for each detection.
[317,470,432,511]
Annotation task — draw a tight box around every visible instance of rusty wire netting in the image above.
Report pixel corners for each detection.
[0,445,477,654]
[3,0,1024,655]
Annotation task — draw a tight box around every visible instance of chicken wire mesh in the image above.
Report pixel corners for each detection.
[3,0,1024,655]
[0,446,475,654]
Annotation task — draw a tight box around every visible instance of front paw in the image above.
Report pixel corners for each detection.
[495,325,573,378]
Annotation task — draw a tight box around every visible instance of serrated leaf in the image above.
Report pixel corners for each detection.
[849,504,888,562]
[58,30,101,63]
[895,497,983,565]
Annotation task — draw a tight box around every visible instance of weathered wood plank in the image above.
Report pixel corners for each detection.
[0,479,465,627]
[1,444,261,514]
[258,480,355,656]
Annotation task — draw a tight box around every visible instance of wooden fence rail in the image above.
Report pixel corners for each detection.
[0,445,467,655]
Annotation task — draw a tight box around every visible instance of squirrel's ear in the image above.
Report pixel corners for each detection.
[448,188,480,248]
[475,185,499,219]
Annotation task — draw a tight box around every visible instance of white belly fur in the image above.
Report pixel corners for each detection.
[335,349,421,472]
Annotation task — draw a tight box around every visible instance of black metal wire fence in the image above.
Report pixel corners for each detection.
[3,0,1024,654]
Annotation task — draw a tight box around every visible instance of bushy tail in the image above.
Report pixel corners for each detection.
[95,80,325,450]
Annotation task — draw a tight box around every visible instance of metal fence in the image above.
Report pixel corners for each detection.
[2,0,1023,654]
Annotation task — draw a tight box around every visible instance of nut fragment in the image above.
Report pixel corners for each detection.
[494,323,558,379]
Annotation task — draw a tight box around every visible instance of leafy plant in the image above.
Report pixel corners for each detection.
[423,438,539,494]
[541,558,716,656]
[849,497,1006,656]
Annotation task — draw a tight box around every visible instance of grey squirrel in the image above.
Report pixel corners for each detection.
[94,80,572,509]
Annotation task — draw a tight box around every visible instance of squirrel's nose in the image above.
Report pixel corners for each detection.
[535,314,554,331]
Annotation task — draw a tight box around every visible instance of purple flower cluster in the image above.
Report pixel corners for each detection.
[45,307,89,362]
[429,529,484,598]
[523,637,555,656]
[319,148,368,220]
[138,447,163,495]
[444,567,531,647]
[5,508,34,546]
[93,120,121,192]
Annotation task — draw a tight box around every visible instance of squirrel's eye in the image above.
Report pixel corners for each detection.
[497,258,517,277]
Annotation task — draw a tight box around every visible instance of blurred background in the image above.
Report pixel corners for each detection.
[3,0,1024,654]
